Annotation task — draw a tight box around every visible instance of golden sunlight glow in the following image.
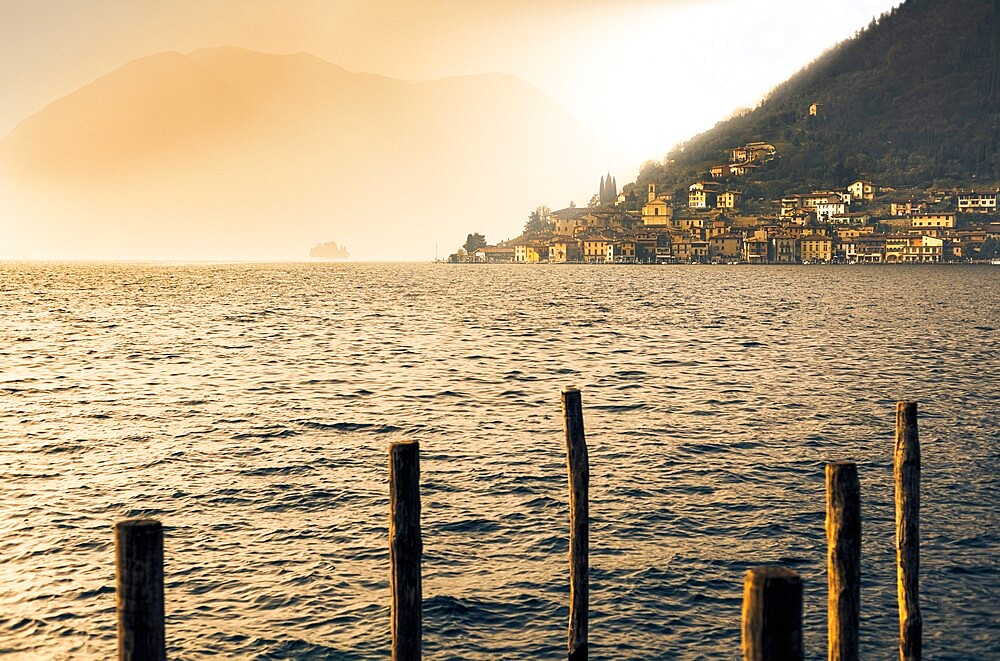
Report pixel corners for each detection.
[0,0,902,260]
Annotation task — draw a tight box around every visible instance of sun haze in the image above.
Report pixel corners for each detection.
[0,0,901,260]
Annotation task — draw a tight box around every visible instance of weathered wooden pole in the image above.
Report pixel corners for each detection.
[389,440,422,661]
[742,566,803,661]
[115,518,165,661]
[562,386,589,661]
[826,462,861,661]
[895,402,921,660]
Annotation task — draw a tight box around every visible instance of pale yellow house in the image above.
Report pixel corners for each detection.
[548,239,581,263]
[688,182,719,210]
[582,237,612,263]
[716,190,743,210]
[514,243,546,263]
[799,233,833,262]
[910,212,956,228]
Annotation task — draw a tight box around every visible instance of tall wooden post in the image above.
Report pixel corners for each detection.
[826,462,861,661]
[115,519,165,661]
[895,402,921,660]
[742,566,803,661]
[389,440,422,661]
[562,386,589,661]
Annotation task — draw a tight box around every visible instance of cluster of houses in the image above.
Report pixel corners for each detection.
[467,180,998,264]
[463,136,999,264]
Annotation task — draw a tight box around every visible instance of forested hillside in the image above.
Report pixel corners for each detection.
[632,0,1000,200]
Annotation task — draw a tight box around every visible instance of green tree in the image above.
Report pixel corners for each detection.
[978,236,999,260]
[463,233,487,253]
[524,205,552,234]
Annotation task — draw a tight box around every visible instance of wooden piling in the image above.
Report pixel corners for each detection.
[826,462,861,661]
[389,440,422,661]
[895,402,921,660]
[115,518,165,661]
[562,386,589,661]
[742,566,803,661]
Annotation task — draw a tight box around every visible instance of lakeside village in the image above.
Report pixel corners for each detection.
[450,140,1000,265]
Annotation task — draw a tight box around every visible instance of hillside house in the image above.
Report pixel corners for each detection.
[957,191,998,213]
[830,211,871,225]
[716,190,744,210]
[551,207,587,235]
[910,212,956,228]
[730,142,776,164]
[729,162,760,177]
[890,199,928,216]
[710,164,732,178]
[688,182,721,210]
[816,199,848,222]
[848,180,875,201]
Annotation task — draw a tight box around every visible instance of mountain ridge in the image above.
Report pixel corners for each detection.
[631,0,1000,201]
[0,47,617,260]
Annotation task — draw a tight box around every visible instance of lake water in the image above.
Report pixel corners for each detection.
[0,262,997,659]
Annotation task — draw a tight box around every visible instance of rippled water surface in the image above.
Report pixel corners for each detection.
[1,262,998,659]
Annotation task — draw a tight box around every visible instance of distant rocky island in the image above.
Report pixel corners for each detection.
[309,241,350,260]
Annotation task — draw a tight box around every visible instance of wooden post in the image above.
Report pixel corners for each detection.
[895,402,921,660]
[389,440,422,661]
[742,566,803,661]
[115,519,165,661]
[562,386,589,661]
[826,462,861,661]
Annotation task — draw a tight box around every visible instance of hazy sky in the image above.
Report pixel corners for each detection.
[3,0,901,169]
